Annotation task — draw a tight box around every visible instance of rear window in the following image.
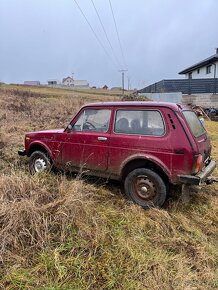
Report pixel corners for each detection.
[183,111,206,137]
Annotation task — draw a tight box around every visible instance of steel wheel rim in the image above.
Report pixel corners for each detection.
[133,175,157,200]
[34,157,47,173]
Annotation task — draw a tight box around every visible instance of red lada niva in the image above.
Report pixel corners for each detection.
[18,102,216,209]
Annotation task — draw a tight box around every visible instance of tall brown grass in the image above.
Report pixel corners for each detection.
[0,85,217,289]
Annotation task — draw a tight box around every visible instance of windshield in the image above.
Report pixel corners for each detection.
[183,111,206,138]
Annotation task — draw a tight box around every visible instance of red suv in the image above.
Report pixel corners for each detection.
[18,102,216,209]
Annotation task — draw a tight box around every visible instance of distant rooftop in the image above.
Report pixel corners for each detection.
[179,48,218,74]
[24,81,40,86]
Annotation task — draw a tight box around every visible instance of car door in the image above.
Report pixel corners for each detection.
[61,107,112,172]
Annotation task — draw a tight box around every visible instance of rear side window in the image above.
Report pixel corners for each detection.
[114,110,165,136]
[183,111,206,137]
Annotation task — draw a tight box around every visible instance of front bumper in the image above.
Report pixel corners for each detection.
[178,160,216,185]
[18,149,26,156]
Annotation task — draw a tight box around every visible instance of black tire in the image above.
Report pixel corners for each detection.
[124,168,167,209]
[29,151,52,175]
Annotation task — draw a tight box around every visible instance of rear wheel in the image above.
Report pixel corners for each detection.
[124,168,167,209]
[29,151,51,175]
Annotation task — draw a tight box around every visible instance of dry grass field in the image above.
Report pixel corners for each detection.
[0,84,217,289]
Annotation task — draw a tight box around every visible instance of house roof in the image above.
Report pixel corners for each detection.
[179,52,218,74]
[24,81,40,84]
[63,76,73,82]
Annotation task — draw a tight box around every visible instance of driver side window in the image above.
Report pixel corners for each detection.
[73,109,111,133]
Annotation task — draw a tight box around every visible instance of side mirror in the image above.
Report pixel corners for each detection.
[67,124,73,131]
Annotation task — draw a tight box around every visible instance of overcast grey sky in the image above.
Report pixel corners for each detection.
[0,0,217,88]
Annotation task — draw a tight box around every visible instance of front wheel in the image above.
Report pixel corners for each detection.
[29,151,52,175]
[124,168,167,209]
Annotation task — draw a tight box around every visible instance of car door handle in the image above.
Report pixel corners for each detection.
[97,137,108,141]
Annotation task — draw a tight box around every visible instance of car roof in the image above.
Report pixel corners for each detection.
[82,101,189,111]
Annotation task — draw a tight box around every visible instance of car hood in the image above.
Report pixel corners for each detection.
[26,128,65,137]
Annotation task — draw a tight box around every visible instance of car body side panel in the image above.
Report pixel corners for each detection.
[108,107,194,182]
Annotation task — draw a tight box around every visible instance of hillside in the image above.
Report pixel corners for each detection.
[0,84,217,289]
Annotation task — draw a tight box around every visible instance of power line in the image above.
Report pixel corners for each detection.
[108,0,127,69]
[90,0,121,68]
[73,0,118,70]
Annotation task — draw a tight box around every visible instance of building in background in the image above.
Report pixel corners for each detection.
[62,76,89,88]
[179,48,218,79]
[138,48,218,107]
[24,81,40,86]
[48,76,89,88]
[48,79,61,86]
[62,76,74,86]
[111,87,122,91]
[73,80,89,88]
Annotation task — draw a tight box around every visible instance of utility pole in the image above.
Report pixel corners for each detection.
[119,69,128,95]
[213,63,217,94]
[128,77,131,91]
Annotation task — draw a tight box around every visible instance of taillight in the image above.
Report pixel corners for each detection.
[193,154,203,174]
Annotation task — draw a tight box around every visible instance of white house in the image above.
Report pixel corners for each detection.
[62,76,74,86]
[62,76,89,88]
[179,48,218,79]
[139,48,218,106]
[47,76,89,88]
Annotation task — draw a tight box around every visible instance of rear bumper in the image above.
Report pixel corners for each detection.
[18,149,26,156]
[178,160,216,185]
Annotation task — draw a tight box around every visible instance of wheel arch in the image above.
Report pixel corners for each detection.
[121,157,170,185]
[27,142,52,160]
